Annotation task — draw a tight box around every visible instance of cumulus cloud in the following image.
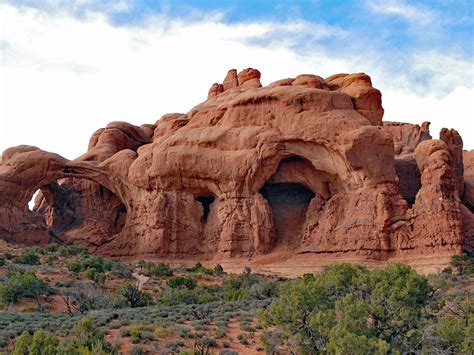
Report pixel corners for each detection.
[0,2,472,161]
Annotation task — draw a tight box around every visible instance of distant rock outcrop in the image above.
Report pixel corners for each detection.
[0,68,472,267]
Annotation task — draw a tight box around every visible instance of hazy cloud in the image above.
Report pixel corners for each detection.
[366,0,438,25]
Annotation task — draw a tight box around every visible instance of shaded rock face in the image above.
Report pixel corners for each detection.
[0,68,472,262]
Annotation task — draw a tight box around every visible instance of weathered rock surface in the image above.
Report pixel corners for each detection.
[0,68,472,265]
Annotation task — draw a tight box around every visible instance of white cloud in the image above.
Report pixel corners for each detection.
[0,2,472,162]
[366,0,437,25]
[383,86,474,149]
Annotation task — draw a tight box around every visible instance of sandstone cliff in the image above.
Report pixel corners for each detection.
[0,69,472,268]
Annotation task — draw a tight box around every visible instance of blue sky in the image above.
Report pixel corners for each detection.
[0,0,473,156]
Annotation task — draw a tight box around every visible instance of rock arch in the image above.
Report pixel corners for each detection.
[0,147,131,245]
[30,177,127,245]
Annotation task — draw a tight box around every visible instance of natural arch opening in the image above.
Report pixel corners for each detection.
[260,182,315,248]
[28,189,42,212]
[29,178,127,242]
[195,195,215,223]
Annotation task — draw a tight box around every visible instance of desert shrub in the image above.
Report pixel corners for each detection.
[165,339,184,352]
[0,257,5,267]
[0,271,50,308]
[451,253,474,275]
[223,272,278,301]
[96,273,107,284]
[240,321,255,332]
[237,333,249,345]
[13,250,40,265]
[156,285,221,305]
[260,330,285,354]
[58,246,69,257]
[213,264,225,275]
[109,260,133,278]
[12,329,58,355]
[119,327,131,337]
[167,277,197,290]
[58,316,116,354]
[220,350,238,355]
[84,267,97,281]
[215,327,227,338]
[44,243,58,253]
[81,255,112,272]
[260,263,431,353]
[130,325,142,343]
[186,262,225,276]
[176,326,191,338]
[422,295,474,353]
[130,346,145,355]
[84,268,107,284]
[4,252,13,260]
[60,281,110,314]
[66,260,82,273]
[45,255,58,266]
[187,262,214,275]
[66,254,112,274]
[142,261,173,277]
[191,321,208,332]
[63,244,88,256]
[118,284,153,308]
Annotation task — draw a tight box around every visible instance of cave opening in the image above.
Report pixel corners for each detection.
[260,182,315,247]
[394,158,421,207]
[195,195,215,223]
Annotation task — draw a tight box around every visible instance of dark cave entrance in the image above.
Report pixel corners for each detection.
[260,182,315,247]
[394,158,421,207]
[195,195,215,223]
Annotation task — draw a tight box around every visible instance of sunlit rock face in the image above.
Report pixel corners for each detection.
[0,68,471,264]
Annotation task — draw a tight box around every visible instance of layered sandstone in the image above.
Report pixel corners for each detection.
[0,68,471,267]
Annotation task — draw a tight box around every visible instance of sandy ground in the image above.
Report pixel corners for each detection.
[121,250,453,278]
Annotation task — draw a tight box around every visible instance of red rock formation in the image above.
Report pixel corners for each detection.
[0,68,471,267]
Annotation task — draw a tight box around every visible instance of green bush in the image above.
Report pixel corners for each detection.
[260,263,431,353]
[45,255,57,266]
[118,284,153,308]
[451,253,474,275]
[223,272,278,301]
[66,254,112,274]
[13,250,40,265]
[142,261,173,277]
[45,243,58,253]
[66,260,82,273]
[0,271,49,306]
[188,262,215,275]
[128,324,155,343]
[167,277,197,290]
[156,285,221,305]
[130,346,145,355]
[60,317,116,353]
[83,268,106,284]
[60,244,87,257]
[12,329,58,355]
[214,264,225,275]
[0,257,5,267]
